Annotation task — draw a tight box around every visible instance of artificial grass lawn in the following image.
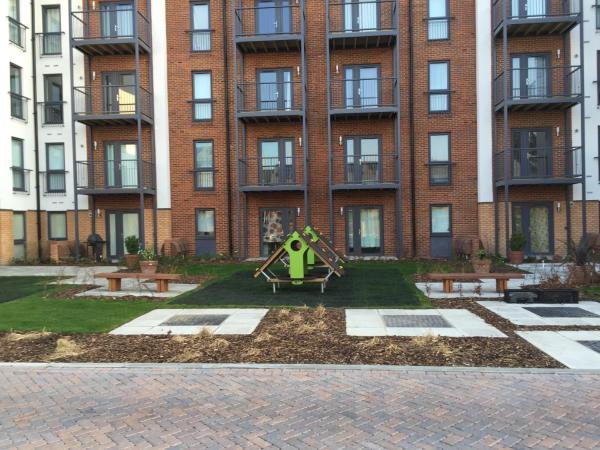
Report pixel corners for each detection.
[0,277,56,304]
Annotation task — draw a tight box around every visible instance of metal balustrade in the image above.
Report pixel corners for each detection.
[76,160,155,192]
[38,102,64,125]
[37,32,62,55]
[331,153,398,188]
[73,85,153,121]
[239,156,304,190]
[492,0,580,36]
[8,17,26,49]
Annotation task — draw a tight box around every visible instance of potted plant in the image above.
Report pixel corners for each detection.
[124,235,140,269]
[138,247,158,274]
[568,236,595,285]
[509,233,526,265]
[472,249,492,274]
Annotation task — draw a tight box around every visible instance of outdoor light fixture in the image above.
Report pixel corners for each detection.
[297,208,301,216]
[93,141,98,150]
[339,136,343,146]
[96,209,102,218]
[335,64,339,74]
[340,207,344,216]
[92,1,96,10]
[556,202,561,212]
[298,137,302,147]
[296,66,300,76]
[556,127,560,137]
[556,49,560,60]
[92,71,96,81]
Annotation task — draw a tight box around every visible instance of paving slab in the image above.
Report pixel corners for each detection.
[77,280,199,298]
[517,331,600,369]
[478,301,600,326]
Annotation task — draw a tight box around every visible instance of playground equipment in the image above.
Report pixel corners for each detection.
[254,226,346,293]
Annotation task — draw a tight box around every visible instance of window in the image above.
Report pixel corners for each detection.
[429,62,449,112]
[429,134,451,185]
[48,212,67,240]
[191,2,210,51]
[193,72,212,120]
[511,54,549,99]
[430,205,452,258]
[259,139,295,185]
[345,65,380,108]
[345,137,380,184]
[428,0,448,40]
[10,64,25,119]
[196,209,216,256]
[194,140,214,189]
[511,129,550,178]
[346,206,382,256]
[8,0,24,48]
[11,138,26,191]
[431,205,451,235]
[343,0,379,32]
[43,74,63,124]
[12,212,26,261]
[106,142,138,188]
[258,69,293,111]
[100,1,133,38]
[42,5,61,55]
[257,0,293,34]
[46,143,66,193]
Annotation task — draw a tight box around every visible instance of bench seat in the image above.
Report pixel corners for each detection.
[425,273,525,294]
[95,272,181,293]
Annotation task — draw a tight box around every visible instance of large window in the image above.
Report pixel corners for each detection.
[11,138,26,192]
[259,139,294,185]
[194,140,214,189]
[100,1,133,38]
[511,54,549,99]
[429,62,450,112]
[256,0,293,34]
[428,0,448,40]
[46,143,66,193]
[345,136,380,184]
[191,2,211,51]
[345,65,380,109]
[106,142,138,188]
[193,72,212,120]
[48,212,67,240]
[42,5,61,55]
[10,64,25,119]
[43,74,63,124]
[258,69,293,111]
[12,212,26,261]
[343,0,379,32]
[346,206,383,256]
[429,133,451,185]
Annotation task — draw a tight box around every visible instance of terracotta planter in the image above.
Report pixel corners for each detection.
[509,250,524,265]
[123,254,139,269]
[472,258,492,274]
[140,260,158,275]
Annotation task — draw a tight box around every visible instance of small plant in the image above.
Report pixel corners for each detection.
[138,247,156,261]
[509,233,526,252]
[124,235,140,255]
[477,249,488,260]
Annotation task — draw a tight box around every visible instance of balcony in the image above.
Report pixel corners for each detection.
[331,154,398,190]
[10,93,29,120]
[73,85,153,125]
[493,65,581,111]
[328,0,397,49]
[8,17,27,49]
[239,157,304,192]
[38,102,64,125]
[236,81,304,123]
[494,146,582,186]
[11,167,31,194]
[330,78,397,119]
[76,160,155,195]
[492,0,580,37]
[234,4,302,53]
[71,9,151,56]
[40,171,67,196]
[36,32,63,56]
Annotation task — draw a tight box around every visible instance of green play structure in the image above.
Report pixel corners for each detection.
[254,226,346,293]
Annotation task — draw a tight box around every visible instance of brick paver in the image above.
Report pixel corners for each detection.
[1,364,600,449]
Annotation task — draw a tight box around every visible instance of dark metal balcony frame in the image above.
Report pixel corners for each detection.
[8,16,27,50]
[235,80,304,123]
[10,92,29,121]
[329,77,399,119]
[11,167,31,193]
[40,170,68,195]
[75,159,156,195]
[38,101,65,125]
[331,153,400,191]
[36,31,64,56]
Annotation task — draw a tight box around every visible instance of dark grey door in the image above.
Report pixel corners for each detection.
[513,203,553,256]
[43,74,63,124]
[257,69,292,111]
[346,206,382,256]
[343,0,379,31]
[256,0,292,34]
[107,211,140,259]
[261,208,295,257]
[196,209,216,256]
[259,139,294,185]
[101,1,134,38]
[345,137,381,184]
[344,65,380,108]
[511,54,549,99]
[430,205,452,258]
[512,129,551,178]
[103,72,136,114]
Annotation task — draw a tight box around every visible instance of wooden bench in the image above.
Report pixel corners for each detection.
[95,273,182,293]
[425,273,526,293]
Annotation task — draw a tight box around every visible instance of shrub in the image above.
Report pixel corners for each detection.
[124,235,140,255]
[509,233,526,252]
[138,247,156,261]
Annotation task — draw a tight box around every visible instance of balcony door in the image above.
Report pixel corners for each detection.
[513,203,553,256]
[260,208,296,257]
[259,139,294,186]
[511,54,549,99]
[257,69,292,111]
[344,0,379,32]
[103,72,136,114]
[511,129,551,178]
[107,211,139,259]
[106,142,138,188]
[511,0,547,18]
[346,206,383,256]
[44,74,63,124]
[345,65,380,108]
[256,0,292,35]
[101,1,134,38]
[345,137,380,184]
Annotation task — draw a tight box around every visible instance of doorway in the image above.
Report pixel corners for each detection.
[103,72,136,114]
[101,1,134,38]
[345,206,383,256]
[511,128,551,178]
[106,211,140,260]
[513,203,553,256]
[256,0,292,35]
[343,0,379,32]
[260,208,296,257]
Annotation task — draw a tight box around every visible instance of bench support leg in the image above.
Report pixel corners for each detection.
[108,278,121,292]
[496,279,508,293]
[442,279,454,294]
[156,280,169,293]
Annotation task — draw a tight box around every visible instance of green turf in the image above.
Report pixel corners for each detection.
[0,277,56,304]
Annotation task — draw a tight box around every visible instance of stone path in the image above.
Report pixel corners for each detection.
[1,364,600,449]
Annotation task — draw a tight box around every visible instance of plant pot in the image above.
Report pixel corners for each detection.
[123,254,139,269]
[509,250,524,265]
[569,265,592,286]
[139,260,158,275]
[472,258,492,274]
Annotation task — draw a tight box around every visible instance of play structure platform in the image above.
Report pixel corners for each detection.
[254,226,346,293]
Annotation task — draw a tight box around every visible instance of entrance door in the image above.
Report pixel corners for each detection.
[346,206,382,256]
[260,208,296,256]
[256,0,292,34]
[107,211,139,259]
[259,139,294,185]
[511,0,547,18]
[345,65,380,108]
[513,203,553,256]
[103,72,136,114]
[257,69,292,111]
[344,0,379,32]
[106,142,138,188]
[511,54,549,99]
[345,137,381,184]
[511,129,551,178]
[101,1,134,38]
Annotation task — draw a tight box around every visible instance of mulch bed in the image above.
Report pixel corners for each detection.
[0,308,561,368]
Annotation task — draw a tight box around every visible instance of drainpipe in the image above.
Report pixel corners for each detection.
[408,0,417,257]
[31,0,42,260]
[223,0,233,256]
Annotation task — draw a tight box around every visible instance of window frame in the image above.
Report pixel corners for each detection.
[10,64,26,120]
[11,137,26,192]
[344,205,384,256]
[427,0,450,41]
[192,71,213,121]
[12,211,26,261]
[258,137,296,186]
[46,142,66,193]
[430,204,452,237]
[48,211,68,241]
[190,1,211,52]
[41,4,62,56]
[193,139,215,190]
[43,73,64,125]
[428,132,451,185]
[428,61,451,113]
[196,208,216,238]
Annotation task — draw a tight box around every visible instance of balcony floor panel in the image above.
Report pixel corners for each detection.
[494,98,581,112]
[330,107,397,120]
[329,31,396,49]
[495,177,582,187]
[237,111,303,124]
[73,114,153,126]
[235,35,301,53]
[494,17,580,38]
[71,39,150,56]
[240,185,305,193]
[332,183,399,191]
[77,187,156,196]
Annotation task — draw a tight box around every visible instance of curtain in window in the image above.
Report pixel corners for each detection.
[430,135,449,161]
[195,142,213,188]
[527,56,547,98]
[194,73,212,119]
[429,63,448,110]
[262,210,284,243]
[529,206,550,254]
[116,4,133,37]
[526,0,546,17]
[12,139,23,167]
[49,213,67,240]
[257,1,277,34]
[197,210,215,235]
[428,0,448,39]
[10,66,21,94]
[359,0,377,30]
[360,67,378,107]
[121,144,138,187]
[431,206,450,234]
[511,57,521,98]
[360,208,380,248]
[47,144,65,191]
[9,0,18,19]
[192,3,210,50]
[45,7,60,31]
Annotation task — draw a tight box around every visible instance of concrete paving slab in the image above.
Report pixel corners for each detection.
[517,331,600,369]
[478,301,600,326]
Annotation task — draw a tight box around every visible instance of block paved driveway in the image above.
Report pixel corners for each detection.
[1,364,600,449]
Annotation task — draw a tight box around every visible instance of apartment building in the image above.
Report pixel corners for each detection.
[1,0,598,264]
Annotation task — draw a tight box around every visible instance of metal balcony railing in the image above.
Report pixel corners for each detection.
[76,160,155,191]
[234,4,302,38]
[10,93,28,120]
[332,153,398,187]
[36,32,62,55]
[239,157,304,188]
[426,17,450,40]
[40,170,67,195]
[492,0,580,31]
[236,81,304,114]
[71,9,150,47]
[11,167,31,193]
[494,146,582,183]
[8,17,26,49]
[330,78,397,110]
[493,65,581,106]
[38,102,64,125]
[328,0,397,34]
[73,85,153,118]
